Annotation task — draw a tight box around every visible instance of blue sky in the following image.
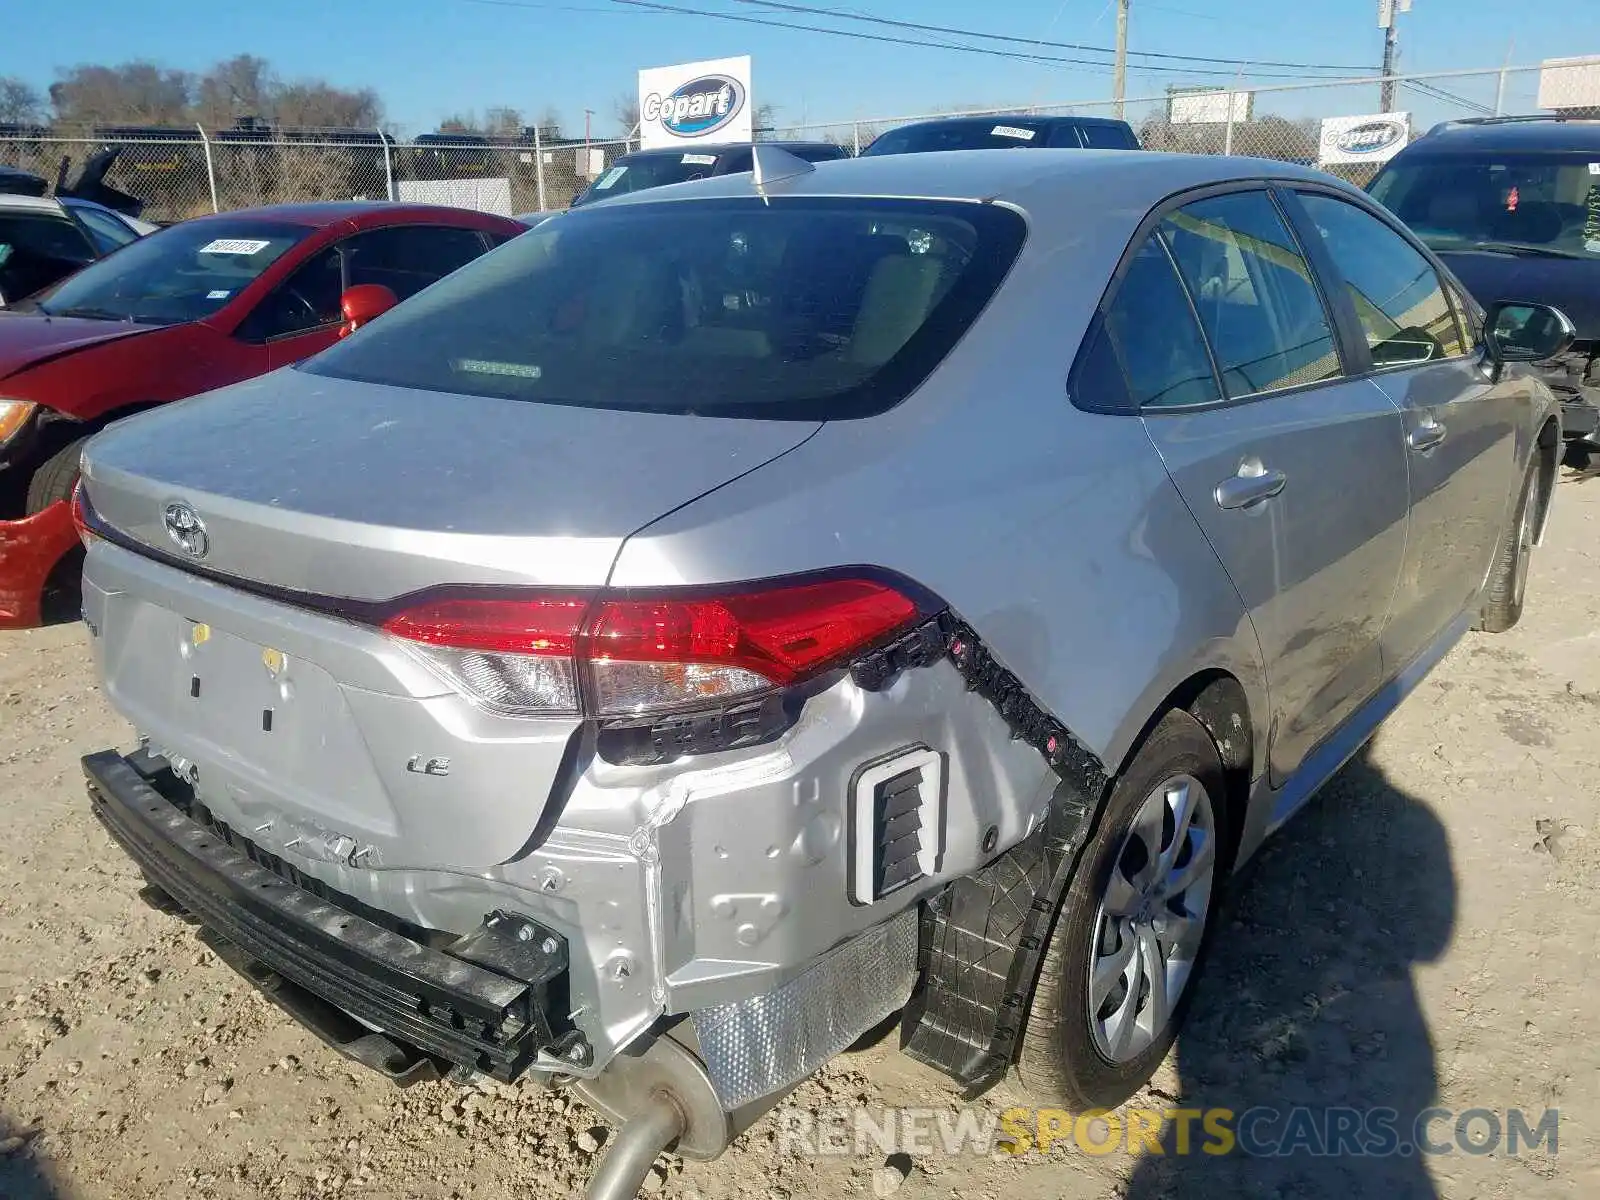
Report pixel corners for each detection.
[4,0,1594,135]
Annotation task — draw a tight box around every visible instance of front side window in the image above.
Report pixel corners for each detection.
[1072,238,1220,411]
[0,211,96,302]
[1297,192,1467,366]
[1370,151,1600,261]
[1160,191,1341,398]
[303,197,1026,420]
[30,218,310,324]
[242,245,344,341]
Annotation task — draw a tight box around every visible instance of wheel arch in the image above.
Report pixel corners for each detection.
[1112,669,1256,876]
[1533,415,1559,545]
[22,399,164,617]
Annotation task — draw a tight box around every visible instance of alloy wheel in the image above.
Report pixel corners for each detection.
[1087,773,1217,1064]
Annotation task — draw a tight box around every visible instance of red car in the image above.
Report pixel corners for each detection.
[0,201,524,628]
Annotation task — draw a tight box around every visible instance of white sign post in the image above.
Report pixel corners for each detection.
[637,56,753,150]
[1318,112,1411,166]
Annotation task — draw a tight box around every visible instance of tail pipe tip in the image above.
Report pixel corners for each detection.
[585,1090,689,1200]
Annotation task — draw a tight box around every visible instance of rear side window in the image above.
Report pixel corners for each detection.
[1072,239,1220,410]
[1160,191,1341,398]
[1079,124,1138,150]
[344,225,488,300]
[1296,192,1467,366]
[303,197,1026,420]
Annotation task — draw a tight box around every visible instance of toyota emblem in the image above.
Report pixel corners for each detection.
[163,501,209,559]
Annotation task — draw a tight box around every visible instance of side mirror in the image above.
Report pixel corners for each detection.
[338,283,398,338]
[1485,301,1576,369]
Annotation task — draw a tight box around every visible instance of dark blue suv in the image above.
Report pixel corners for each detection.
[1370,115,1600,449]
[862,115,1140,155]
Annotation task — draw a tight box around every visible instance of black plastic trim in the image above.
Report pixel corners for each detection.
[84,749,568,1081]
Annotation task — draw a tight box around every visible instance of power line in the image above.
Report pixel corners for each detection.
[1402,79,1495,116]
[725,0,1372,73]
[461,0,1375,81]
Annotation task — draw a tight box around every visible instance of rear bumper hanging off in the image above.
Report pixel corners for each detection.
[83,749,575,1082]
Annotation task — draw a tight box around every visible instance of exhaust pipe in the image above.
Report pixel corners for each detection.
[575,1025,801,1198]
[585,1092,686,1200]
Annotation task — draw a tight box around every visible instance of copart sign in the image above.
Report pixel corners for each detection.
[638,55,753,150]
[1318,112,1410,166]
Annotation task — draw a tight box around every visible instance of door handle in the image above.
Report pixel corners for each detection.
[1214,461,1287,510]
[1407,419,1447,452]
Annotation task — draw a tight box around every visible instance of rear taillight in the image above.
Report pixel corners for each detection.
[70,479,97,549]
[380,576,923,718]
[383,596,588,715]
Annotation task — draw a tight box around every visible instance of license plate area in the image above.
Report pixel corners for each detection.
[101,596,392,831]
[174,618,323,745]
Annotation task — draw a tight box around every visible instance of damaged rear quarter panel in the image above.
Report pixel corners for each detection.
[605,247,1269,795]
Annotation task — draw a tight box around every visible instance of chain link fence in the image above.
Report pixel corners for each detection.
[787,63,1560,188]
[0,126,636,223]
[0,63,1585,221]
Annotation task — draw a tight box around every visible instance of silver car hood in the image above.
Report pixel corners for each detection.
[81,369,820,598]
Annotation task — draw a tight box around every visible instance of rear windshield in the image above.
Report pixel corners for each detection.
[302,197,1025,420]
[1370,151,1600,261]
[864,122,1052,155]
[33,219,311,324]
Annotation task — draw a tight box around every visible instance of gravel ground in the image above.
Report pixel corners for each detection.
[3,477,1600,1200]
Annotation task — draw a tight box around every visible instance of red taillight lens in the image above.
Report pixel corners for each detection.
[379,577,922,718]
[383,596,589,656]
[70,479,97,549]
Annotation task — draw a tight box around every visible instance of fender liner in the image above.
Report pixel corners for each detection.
[851,614,1110,1096]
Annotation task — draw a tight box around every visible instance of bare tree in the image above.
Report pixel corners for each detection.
[273,80,382,130]
[535,106,564,141]
[49,62,192,126]
[486,106,525,137]
[613,92,639,135]
[436,112,478,133]
[194,54,274,129]
[0,77,44,125]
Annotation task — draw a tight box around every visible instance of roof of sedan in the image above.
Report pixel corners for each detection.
[588,149,1341,211]
[183,200,501,227]
[0,193,66,214]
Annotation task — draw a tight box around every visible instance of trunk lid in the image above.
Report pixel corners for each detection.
[82,368,821,597]
[81,370,818,870]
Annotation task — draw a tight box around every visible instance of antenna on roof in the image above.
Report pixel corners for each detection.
[750,143,815,197]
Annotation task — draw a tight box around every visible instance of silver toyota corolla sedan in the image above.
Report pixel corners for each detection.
[73,147,1570,1197]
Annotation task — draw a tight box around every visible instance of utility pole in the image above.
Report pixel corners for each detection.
[1113,0,1130,119]
[1377,0,1410,112]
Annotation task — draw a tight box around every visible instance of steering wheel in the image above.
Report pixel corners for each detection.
[282,286,325,324]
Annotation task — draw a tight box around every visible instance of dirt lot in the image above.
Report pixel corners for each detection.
[3,481,1600,1200]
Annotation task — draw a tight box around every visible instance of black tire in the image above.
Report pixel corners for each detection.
[1015,708,1228,1110]
[1476,458,1541,635]
[24,435,89,515]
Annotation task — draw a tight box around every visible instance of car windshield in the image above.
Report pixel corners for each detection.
[1370,152,1600,261]
[302,197,1025,420]
[572,154,721,206]
[864,123,1047,155]
[31,219,312,324]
